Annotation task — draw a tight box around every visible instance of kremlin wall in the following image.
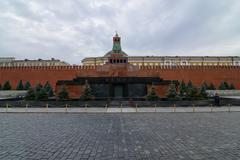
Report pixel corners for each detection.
[0,33,240,98]
[0,65,240,89]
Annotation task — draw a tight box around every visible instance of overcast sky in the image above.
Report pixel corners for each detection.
[0,0,240,64]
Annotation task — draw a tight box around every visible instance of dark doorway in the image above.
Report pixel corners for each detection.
[114,85,124,98]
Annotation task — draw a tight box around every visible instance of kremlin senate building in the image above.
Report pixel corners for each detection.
[0,33,240,99]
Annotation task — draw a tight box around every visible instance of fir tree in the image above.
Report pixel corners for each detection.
[224,81,229,89]
[16,80,24,90]
[35,83,43,92]
[48,89,54,97]
[185,81,193,97]
[219,82,226,90]
[229,83,236,90]
[179,80,186,97]
[81,81,93,101]
[188,86,199,98]
[166,83,177,99]
[3,81,11,90]
[44,81,50,90]
[187,80,193,89]
[202,81,208,89]
[24,81,31,90]
[44,81,54,97]
[25,88,35,100]
[58,86,69,101]
[36,88,48,100]
[208,83,216,90]
[35,83,43,99]
[146,87,159,101]
[199,84,207,98]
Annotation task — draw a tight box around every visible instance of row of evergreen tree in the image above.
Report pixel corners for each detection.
[147,80,236,101]
[0,80,236,91]
[167,81,208,100]
[57,82,94,101]
[0,80,237,101]
[25,81,93,101]
[0,80,31,90]
[25,82,54,100]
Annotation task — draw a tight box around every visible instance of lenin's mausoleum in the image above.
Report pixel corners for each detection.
[0,33,240,99]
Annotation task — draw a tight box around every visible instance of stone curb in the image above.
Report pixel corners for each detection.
[1,107,240,113]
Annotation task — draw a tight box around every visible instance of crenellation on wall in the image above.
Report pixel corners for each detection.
[0,65,101,70]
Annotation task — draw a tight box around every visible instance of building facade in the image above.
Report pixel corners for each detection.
[0,57,69,67]
[82,34,240,66]
[82,56,240,67]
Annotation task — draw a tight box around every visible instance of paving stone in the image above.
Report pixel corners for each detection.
[0,113,240,159]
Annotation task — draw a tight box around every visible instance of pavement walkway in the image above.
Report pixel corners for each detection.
[1,106,240,113]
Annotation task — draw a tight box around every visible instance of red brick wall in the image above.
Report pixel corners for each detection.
[154,85,171,98]
[0,65,240,91]
[0,66,97,90]
[139,66,240,89]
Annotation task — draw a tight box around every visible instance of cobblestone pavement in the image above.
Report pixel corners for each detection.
[0,113,240,160]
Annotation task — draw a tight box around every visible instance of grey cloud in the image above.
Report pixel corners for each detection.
[0,0,240,64]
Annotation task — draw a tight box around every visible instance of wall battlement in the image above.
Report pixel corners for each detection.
[0,65,240,70]
[0,65,97,70]
[138,65,240,70]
